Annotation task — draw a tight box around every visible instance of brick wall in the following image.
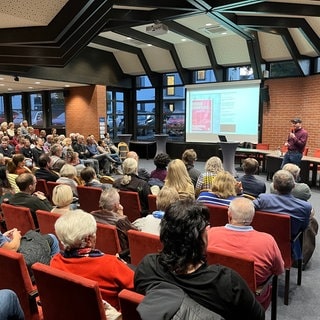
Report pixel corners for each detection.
[263,74,320,155]
[64,85,106,139]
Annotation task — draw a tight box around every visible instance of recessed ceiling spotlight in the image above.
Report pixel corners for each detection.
[205,23,212,27]
[28,86,33,89]
[0,84,4,86]
[64,84,70,87]
[0,78,4,81]
[8,88,12,91]
[181,38,187,42]
[126,37,132,40]
[147,44,152,46]
[35,81,40,84]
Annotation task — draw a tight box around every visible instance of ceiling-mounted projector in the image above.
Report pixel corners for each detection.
[146,23,168,36]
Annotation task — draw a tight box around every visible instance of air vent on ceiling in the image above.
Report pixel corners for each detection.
[200,25,227,35]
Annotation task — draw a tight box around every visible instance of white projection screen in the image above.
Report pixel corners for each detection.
[185,80,261,143]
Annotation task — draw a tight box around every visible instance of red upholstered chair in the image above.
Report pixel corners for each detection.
[1,203,36,235]
[46,181,61,203]
[256,143,269,150]
[205,203,229,227]
[147,194,157,213]
[0,248,40,320]
[36,210,61,236]
[32,262,107,320]
[252,210,302,305]
[119,289,144,320]
[77,185,102,213]
[119,190,142,222]
[127,229,162,266]
[96,223,122,255]
[35,179,49,200]
[207,247,277,320]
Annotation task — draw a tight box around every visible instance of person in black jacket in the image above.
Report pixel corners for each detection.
[35,154,59,182]
[135,199,265,320]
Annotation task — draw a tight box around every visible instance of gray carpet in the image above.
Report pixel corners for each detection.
[138,159,320,320]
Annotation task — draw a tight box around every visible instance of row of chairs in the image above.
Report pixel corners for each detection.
[0,248,143,320]
[205,203,303,306]
[37,178,144,221]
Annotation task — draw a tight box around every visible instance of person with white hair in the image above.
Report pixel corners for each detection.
[51,209,134,311]
[113,158,151,215]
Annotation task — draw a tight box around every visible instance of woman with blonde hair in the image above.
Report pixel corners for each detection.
[195,156,224,197]
[197,171,242,206]
[113,158,151,214]
[164,159,195,199]
[51,184,74,214]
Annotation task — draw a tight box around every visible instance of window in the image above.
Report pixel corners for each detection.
[11,94,23,125]
[50,92,65,126]
[0,96,5,123]
[107,90,125,139]
[30,93,44,127]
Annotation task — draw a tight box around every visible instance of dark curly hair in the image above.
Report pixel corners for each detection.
[153,153,170,169]
[159,199,209,274]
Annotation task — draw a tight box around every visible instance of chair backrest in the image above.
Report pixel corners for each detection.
[35,179,49,199]
[0,248,39,320]
[118,142,129,160]
[205,203,228,227]
[32,262,107,320]
[119,190,142,222]
[1,203,36,235]
[128,229,163,265]
[77,185,102,213]
[46,181,61,203]
[313,148,320,158]
[36,210,61,236]
[207,246,256,292]
[119,289,144,320]
[256,143,269,150]
[36,210,64,250]
[96,223,122,255]
[147,194,157,213]
[252,210,292,268]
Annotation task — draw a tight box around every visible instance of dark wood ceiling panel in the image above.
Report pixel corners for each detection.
[0,0,319,81]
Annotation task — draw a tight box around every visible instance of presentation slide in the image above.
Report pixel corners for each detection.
[185,80,261,143]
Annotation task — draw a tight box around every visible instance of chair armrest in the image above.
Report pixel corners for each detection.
[29,289,38,300]
[255,274,277,296]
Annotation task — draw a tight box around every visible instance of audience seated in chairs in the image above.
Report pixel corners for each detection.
[9,173,53,227]
[195,156,224,197]
[51,184,75,214]
[133,186,179,236]
[126,151,150,181]
[238,158,266,198]
[34,154,60,182]
[80,166,111,190]
[134,199,264,319]
[113,158,151,215]
[197,171,242,206]
[149,153,171,188]
[270,163,311,201]
[164,159,195,200]
[91,187,138,251]
[182,149,201,188]
[56,164,79,197]
[51,210,134,311]
[253,169,313,263]
[207,197,284,309]
[50,143,66,173]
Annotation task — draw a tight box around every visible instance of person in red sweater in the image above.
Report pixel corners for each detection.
[50,209,134,311]
[207,197,284,309]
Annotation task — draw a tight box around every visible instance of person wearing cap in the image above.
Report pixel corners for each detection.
[281,117,308,168]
